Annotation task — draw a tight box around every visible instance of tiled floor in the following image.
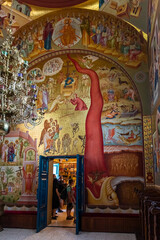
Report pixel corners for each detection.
[0,228,137,240]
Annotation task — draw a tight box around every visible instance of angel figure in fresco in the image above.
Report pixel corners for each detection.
[60,18,77,46]
[23,166,37,194]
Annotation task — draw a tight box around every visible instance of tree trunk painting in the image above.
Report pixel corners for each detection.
[67,54,108,196]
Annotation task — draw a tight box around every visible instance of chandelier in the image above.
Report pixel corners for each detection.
[0,26,44,136]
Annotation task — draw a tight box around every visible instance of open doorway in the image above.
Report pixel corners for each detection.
[37,155,84,234]
[50,157,77,228]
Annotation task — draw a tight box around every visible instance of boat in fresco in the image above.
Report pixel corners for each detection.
[119,134,141,145]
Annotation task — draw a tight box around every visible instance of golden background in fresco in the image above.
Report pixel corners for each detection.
[18,52,140,157]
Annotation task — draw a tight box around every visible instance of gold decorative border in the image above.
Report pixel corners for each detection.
[143,115,154,184]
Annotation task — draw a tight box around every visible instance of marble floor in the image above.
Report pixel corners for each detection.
[0,208,137,240]
[0,228,137,240]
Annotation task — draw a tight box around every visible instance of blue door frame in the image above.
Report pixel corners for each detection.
[36,154,84,234]
[76,155,84,234]
[36,155,49,233]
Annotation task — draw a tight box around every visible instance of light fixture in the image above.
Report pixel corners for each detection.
[0,25,43,135]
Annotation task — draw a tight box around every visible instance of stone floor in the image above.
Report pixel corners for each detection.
[0,209,137,240]
[0,228,137,240]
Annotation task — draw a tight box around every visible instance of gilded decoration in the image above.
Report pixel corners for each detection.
[14,8,147,70]
[143,115,154,184]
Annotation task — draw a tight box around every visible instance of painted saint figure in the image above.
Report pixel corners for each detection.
[60,18,77,46]
[23,167,37,194]
[8,142,15,162]
[42,85,49,110]
[43,20,54,50]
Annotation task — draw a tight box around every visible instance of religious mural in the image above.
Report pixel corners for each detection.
[14,9,147,69]
[0,129,38,207]
[14,52,143,213]
[100,0,148,33]
[0,8,149,214]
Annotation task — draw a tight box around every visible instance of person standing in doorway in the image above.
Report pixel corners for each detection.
[58,175,65,212]
[66,179,74,220]
[71,184,76,223]
[52,174,60,219]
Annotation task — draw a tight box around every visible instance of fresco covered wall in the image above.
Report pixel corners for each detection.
[0,129,38,211]
[19,51,144,214]
[148,0,160,186]
[150,1,160,187]
[0,8,150,214]
[100,0,149,33]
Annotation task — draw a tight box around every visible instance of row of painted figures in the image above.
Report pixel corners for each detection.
[15,15,144,61]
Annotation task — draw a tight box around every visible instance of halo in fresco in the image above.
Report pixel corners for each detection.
[27,68,45,83]
[42,57,64,76]
[52,17,82,48]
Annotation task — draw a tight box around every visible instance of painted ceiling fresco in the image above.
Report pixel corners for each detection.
[14,9,147,69]
[100,0,148,33]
